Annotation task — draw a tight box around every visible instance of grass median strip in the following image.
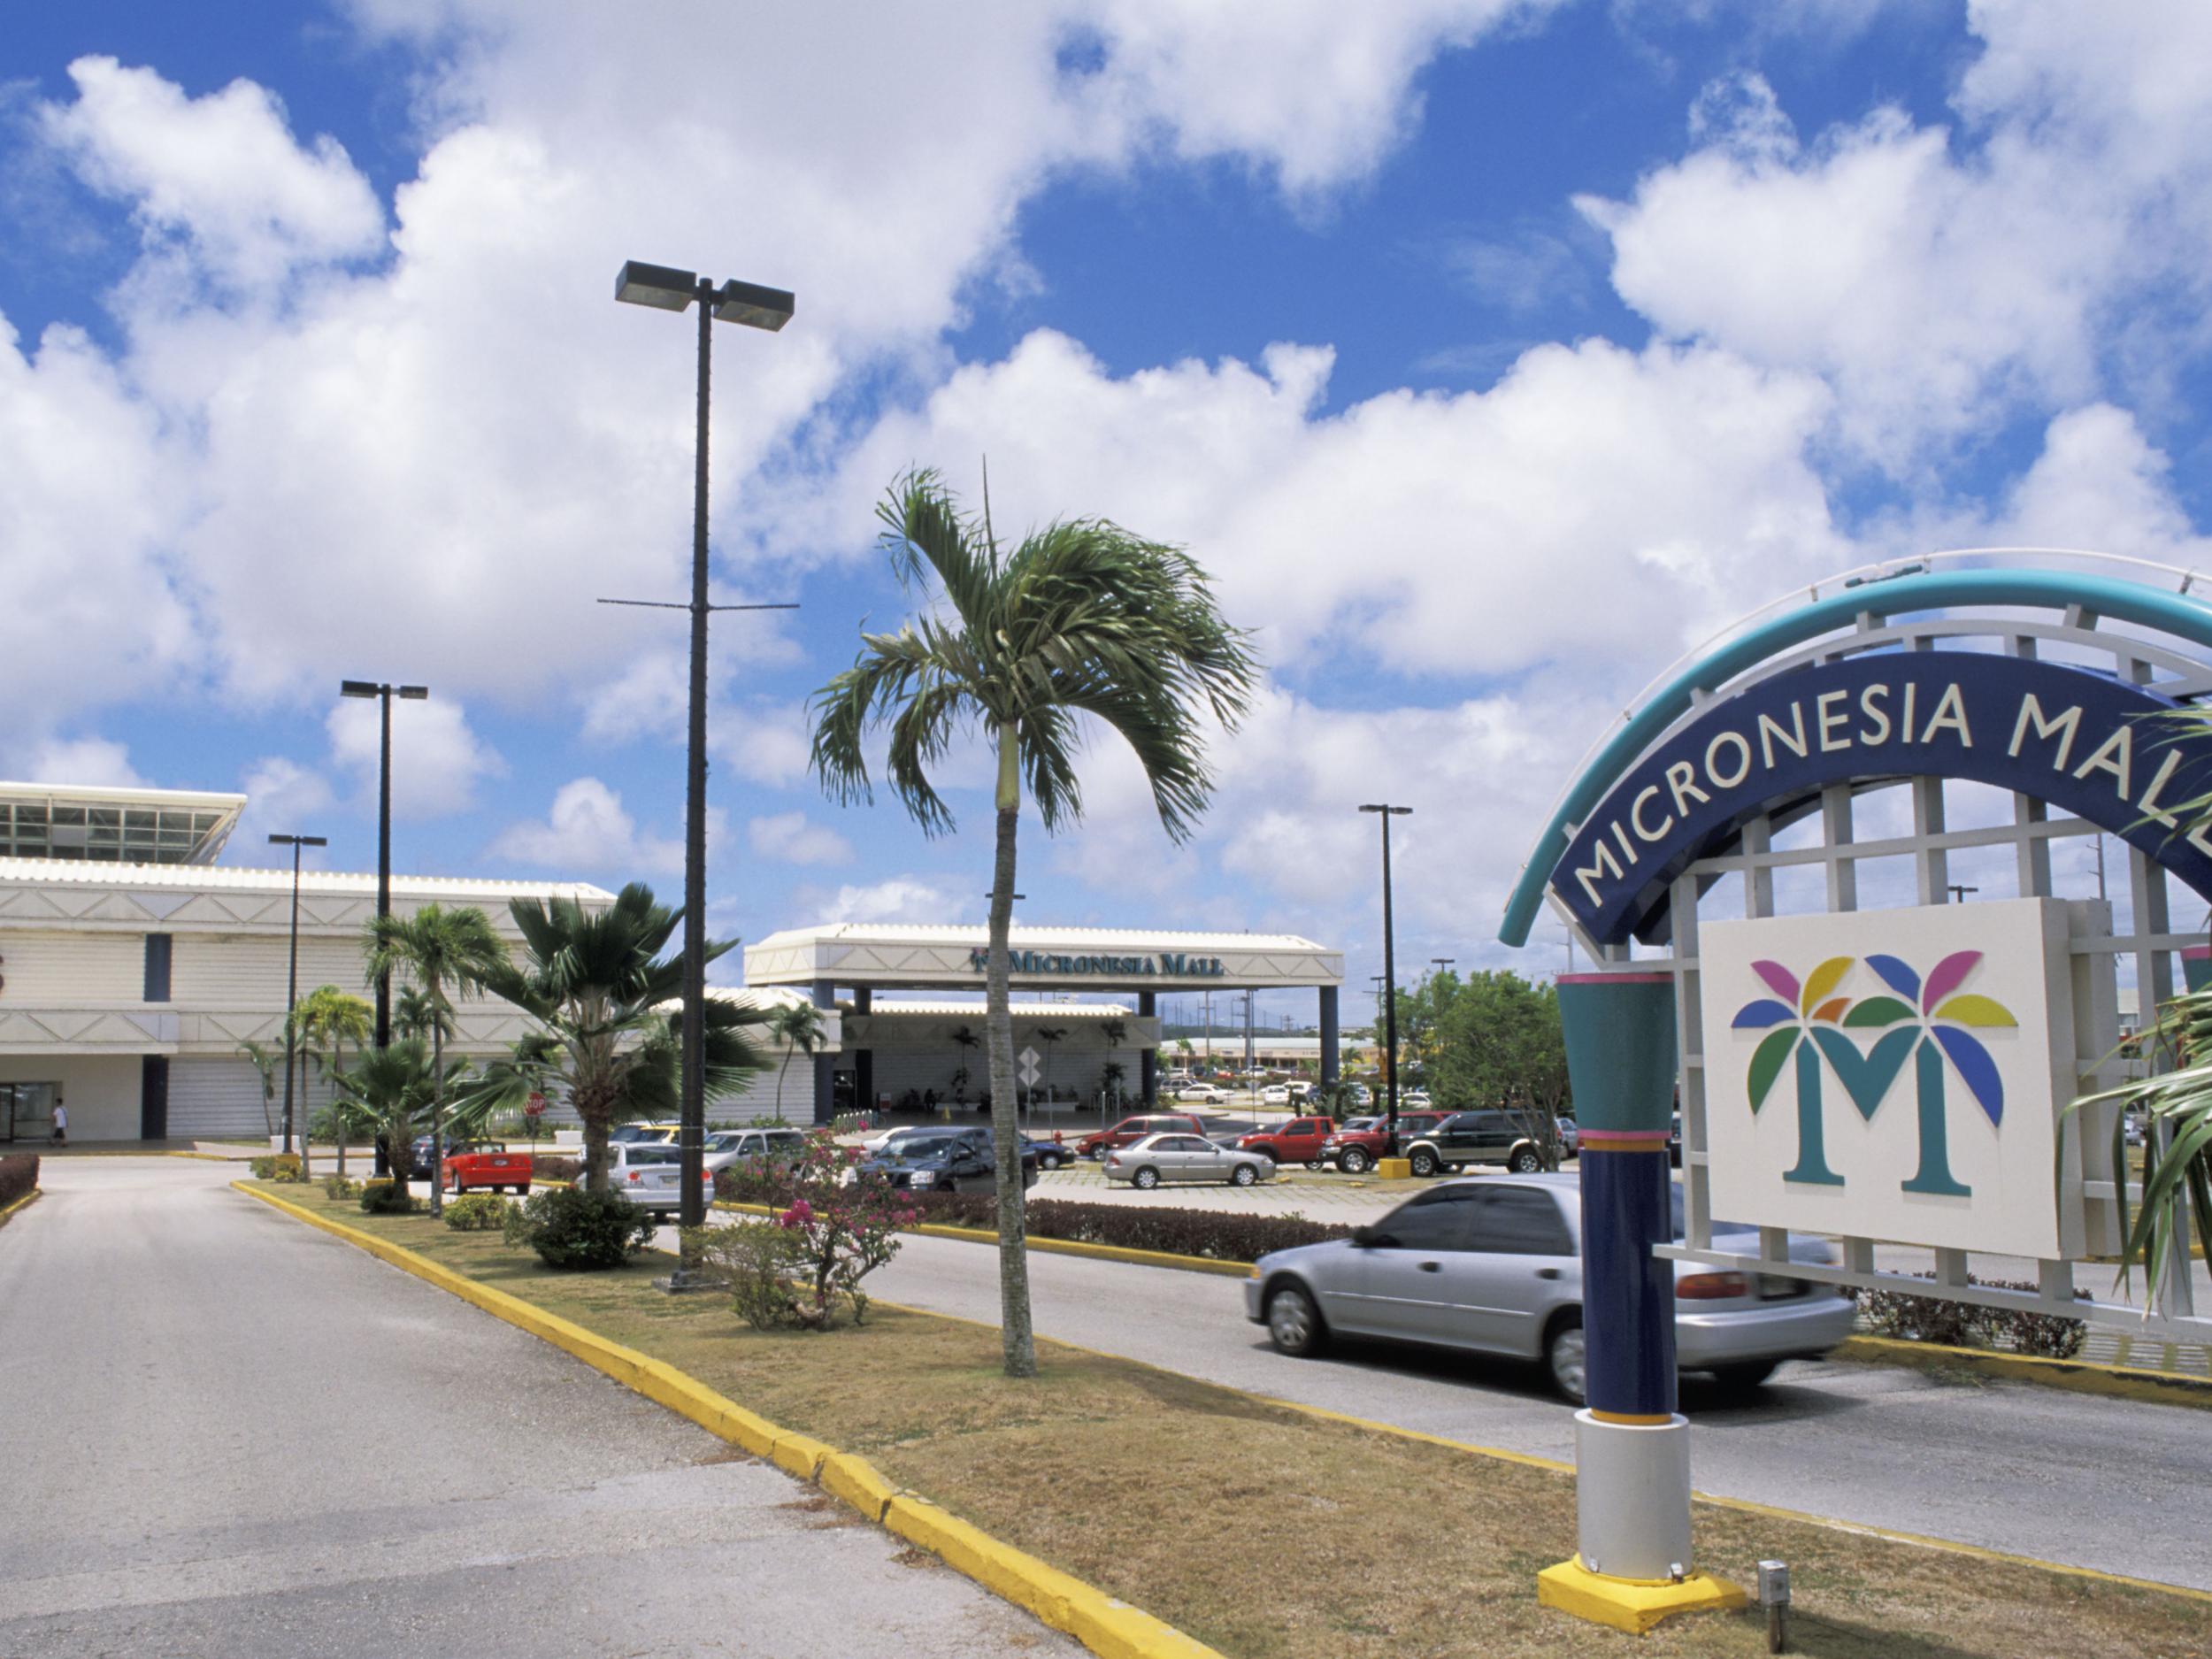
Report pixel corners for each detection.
[246,1182,2209,1659]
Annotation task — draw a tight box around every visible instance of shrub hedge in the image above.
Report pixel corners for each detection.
[443,1194,511,1232]
[534,1156,581,1183]
[503,1186,655,1269]
[1858,1274,2088,1359]
[250,1153,303,1182]
[0,1153,37,1210]
[357,1179,424,1216]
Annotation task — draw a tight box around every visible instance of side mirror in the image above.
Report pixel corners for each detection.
[1351,1225,1378,1248]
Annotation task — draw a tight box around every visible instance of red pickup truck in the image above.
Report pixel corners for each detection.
[1316,1111,1451,1174]
[1233,1117,1336,1166]
[1073,1113,1209,1160]
[441,1148,534,1194]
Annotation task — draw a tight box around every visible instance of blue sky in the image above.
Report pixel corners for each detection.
[4,2,2210,1021]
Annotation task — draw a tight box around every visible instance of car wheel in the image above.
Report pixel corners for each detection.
[1509,1147,1542,1174]
[1709,1360,1778,1396]
[1133,1166,1161,1191]
[1545,1313,1587,1406]
[1409,1148,1440,1179]
[1266,1283,1326,1357]
[1339,1148,1371,1174]
[1231,1163,1257,1187]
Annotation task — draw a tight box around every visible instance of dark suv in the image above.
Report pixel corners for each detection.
[859,1127,1039,1193]
[1400,1111,1553,1178]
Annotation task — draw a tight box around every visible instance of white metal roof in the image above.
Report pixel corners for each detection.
[0,856,614,902]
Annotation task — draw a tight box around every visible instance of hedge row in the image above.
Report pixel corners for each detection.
[892,1191,1354,1263]
[0,1153,36,1210]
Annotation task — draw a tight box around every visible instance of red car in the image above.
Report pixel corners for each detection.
[1074,1113,1209,1160]
[1234,1117,1336,1167]
[1316,1111,1451,1174]
[441,1148,534,1194]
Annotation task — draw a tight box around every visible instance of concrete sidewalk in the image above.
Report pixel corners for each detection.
[0,1156,1075,1659]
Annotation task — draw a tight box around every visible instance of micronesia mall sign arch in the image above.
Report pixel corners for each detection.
[1497,551,2212,1632]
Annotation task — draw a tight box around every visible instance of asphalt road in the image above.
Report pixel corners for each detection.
[854,1230,2212,1592]
[0,1160,1077,1659]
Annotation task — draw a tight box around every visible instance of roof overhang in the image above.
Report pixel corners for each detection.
[0,782,246,865]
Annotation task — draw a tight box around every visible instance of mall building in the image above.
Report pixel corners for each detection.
[743,923,1346,1122]
[0,781,615,1145]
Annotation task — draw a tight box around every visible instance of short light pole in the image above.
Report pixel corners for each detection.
[612,260,795,1283]
[270,833,327,1158]
[1432,956,1455,973]
[1361,803,1413,1155]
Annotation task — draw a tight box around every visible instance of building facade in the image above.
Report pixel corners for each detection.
[0,782,612,1144]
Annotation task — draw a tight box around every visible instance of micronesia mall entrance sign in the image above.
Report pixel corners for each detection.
[1496,554,2212,1635]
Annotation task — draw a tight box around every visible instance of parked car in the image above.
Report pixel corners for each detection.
[1246,1175,1854,1402]
[1286,1080,1314,1102]
[610,1121,680,1146]
[860,1123,944,1156]
[1021,1134,1078,1171]
[1074,1113,1209,1160]
[1557,1117,1580,1159]
[860,1128,1038,1192]
[1235,1116,1336,1167]
[1400,1110,1557,1178]
[1177,1082,1233,1104]
[406,1136,494,1179]
[440,1147,534,1194]
[703,1125,807,1176]
[1104,1133,1271,1189]
[1259,1084,1294,1106]
[601,1142,687,1211]
[1400,1090,1434,1109]
[1314,1110,1452,1173]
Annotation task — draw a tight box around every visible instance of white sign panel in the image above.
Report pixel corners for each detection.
[1700,898,2077,1259]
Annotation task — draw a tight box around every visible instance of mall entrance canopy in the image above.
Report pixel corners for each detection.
[743,923,1345,1123]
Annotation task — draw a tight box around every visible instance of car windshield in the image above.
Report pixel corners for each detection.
[894,1138,958,1159]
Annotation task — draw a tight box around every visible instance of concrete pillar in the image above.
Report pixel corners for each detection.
[851,988,874,1117]
[1318,985,1340,1083]
[1138,990,1157,1106]
[811,979,837,1125]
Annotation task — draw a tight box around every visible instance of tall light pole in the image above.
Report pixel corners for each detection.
[612,259,795,1280]
[1361,803,1412,1155]
[270,833,326,1158]
[338,680,427,1051]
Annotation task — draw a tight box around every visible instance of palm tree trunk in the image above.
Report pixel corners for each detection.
[776,1049,792,1118]
[333,1045,348,1179]
[428,1006,447,1217]
[297,1043,314,1181]
[986,724,1036,1379]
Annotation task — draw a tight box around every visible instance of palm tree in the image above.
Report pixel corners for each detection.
[327,1040,491,1202]
[479,882,769,1193]
[238,1040,281,1140]
[769,1001,824,1122]
[364,904,508,1216]
[297,986,374,1179]
[1032,1025,1067,1121]
[393,983,453,1045]
[810,467,1257,1377]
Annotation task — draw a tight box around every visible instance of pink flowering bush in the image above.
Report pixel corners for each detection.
[687,1130,917,1329]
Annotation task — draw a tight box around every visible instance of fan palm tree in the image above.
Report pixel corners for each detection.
[479,882,770,1193]
[364,904,508,1216]
[769,1001,824,1122]
[238,1040,281,1140]
[298,986,374,1179]
[810,467,1257,1377]
[327,1040,495,1202]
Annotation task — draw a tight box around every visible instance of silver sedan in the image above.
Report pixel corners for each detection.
[1104,1133,1271,1189]
[1243,1173,1855,1403]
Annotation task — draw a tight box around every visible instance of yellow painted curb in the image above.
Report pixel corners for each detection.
[0,1188,42,1227]
[1835,1334,2212,1409]
[710,1199,1260,1279]
[234,1182,1228,1659]
[1535,1560,1746,1634]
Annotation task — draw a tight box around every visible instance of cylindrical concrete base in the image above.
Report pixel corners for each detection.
[1573,1409,1693,1583]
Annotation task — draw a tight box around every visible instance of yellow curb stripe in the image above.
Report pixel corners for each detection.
[0,1188,42,1226]
[1833,1334,2211,1409]
[234,1182,1229,1659]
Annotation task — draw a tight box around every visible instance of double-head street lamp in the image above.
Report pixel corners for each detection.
[270,833,327,1157]
[1360,804,1413,1154]
[339,680,427,1050]
[612,259,795,1274]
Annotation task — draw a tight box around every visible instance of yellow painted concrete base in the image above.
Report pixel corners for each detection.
[1536,1560,1746,1635]
[1375,1157,1413,1179]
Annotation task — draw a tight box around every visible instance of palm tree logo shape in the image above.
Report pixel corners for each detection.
[1733,956,1874,1187]
[1834,952,2016,1197]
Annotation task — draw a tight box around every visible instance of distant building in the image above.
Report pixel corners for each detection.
[0,781,611,1144]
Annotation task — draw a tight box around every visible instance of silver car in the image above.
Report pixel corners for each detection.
[602,1142,687,1211]
[1105,1132,1271,1189]
[1243,1174,1855,1403]
[703,1126,806,1175]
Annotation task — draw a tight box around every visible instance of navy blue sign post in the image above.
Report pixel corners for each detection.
[1558,654,2212,948]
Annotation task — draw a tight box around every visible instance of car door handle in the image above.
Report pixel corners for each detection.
[1536,1268,1562,1280]
[1418,1260,1442,1273]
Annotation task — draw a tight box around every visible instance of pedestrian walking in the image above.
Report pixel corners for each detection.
[50,1102,66,1146]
